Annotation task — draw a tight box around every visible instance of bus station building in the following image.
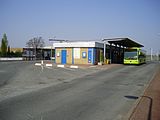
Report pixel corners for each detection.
[22,38,144,65]
[53,41,104,65]
[53,38,144,65]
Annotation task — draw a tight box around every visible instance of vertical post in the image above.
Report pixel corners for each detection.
[41,60,44,72]
[159,50,160,61]
[41,48,43,60]
[123,46,125,64]
[115,44,117,63]
[51,46,52,61]
[150,48,152,61]
[118,44,121,64]
[110,43,112,64]
[158,50,159,61]
[29,48,30,60]
[103,41,106,64]
[35,47,36,60]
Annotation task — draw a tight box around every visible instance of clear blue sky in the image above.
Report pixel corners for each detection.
[0,0,160,54]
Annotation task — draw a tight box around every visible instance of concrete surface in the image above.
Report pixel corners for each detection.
[0,61,158,120]
[0,61,118,101]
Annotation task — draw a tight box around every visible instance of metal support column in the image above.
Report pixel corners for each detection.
[103,42,106,64]
[110,43,112,64]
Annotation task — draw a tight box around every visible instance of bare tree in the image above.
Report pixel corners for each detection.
[26,37,44,48]
[26,37,45,60]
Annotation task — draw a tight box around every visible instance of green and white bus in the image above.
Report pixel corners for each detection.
[124,47,146,64]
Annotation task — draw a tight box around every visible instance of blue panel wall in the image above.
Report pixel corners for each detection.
[61,50,67,64]
[88,48,92,63]
[88,48,96,64]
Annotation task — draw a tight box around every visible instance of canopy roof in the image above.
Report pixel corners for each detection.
[103,38,144,47]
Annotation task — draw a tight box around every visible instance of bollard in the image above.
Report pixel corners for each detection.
[41,60,44,65]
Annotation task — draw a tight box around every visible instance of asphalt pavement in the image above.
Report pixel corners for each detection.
[0,62,159,120]
[0,61,108,101]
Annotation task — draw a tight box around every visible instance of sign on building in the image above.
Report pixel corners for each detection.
[74,48,80,59]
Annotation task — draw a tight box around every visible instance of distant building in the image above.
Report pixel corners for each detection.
[22,46,55,60]
[10,48,23,53]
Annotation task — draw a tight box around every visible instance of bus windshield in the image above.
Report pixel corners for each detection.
[124,49,138,60]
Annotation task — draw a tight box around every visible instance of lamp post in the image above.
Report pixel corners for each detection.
[49,36,56,61]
